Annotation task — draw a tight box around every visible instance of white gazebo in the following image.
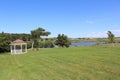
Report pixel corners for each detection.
[10,39,27,54]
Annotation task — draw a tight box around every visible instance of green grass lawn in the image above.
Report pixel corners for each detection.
[0,47,120,80]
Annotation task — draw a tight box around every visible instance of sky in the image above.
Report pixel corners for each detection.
[0,0,120,38]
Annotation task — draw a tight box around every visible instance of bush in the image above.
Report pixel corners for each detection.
[0,37,10,53]
[40,41,54,48]
[55,34,71,48]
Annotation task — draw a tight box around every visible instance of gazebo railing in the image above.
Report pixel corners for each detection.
[11,49,25,54]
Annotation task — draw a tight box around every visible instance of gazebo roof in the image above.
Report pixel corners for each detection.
[10,39,27,45]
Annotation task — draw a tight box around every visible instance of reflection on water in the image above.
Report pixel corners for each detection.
[70,42,97,47]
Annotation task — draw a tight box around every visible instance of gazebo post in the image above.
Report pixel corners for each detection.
[26,44,27,53]
[21,44,22,53]
[10,45,12,53]
[14,45,16,54]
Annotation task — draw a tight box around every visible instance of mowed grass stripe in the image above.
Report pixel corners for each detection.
[0,47,120,80]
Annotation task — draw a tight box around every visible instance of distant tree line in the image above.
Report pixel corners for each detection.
[0,27,71,53]
[0,32,31,41]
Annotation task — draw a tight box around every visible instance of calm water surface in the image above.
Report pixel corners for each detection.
[71,42,97,47]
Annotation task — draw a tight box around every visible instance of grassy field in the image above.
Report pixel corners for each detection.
[0,47,120,80]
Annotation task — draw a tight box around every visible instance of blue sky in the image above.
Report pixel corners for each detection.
[0,0,120,38]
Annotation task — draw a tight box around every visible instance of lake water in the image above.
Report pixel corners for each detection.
[70,42,97,47]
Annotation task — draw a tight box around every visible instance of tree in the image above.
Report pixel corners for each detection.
[31,27,51,49]
[55,34,71,47]
[0,32,10,53]
[107,31,115,43]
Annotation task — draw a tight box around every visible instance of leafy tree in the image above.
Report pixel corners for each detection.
[0,33,10,53]
[107,31,115,43]
[31,27,51,49]
[55,34,71,47]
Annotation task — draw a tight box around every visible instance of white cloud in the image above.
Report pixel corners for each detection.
[85,32,107,38]
[84,30,120,38]
[112,30,120,33]
[109,24,120,27]
[111,30,120,37]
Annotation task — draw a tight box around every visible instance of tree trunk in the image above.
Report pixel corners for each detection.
[32,41,34,49]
